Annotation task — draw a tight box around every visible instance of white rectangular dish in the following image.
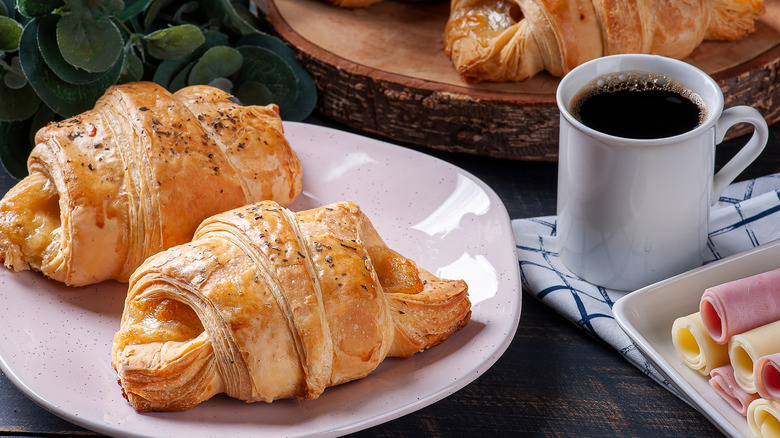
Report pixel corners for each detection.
[614,238,780,437]
[0,122,522,438]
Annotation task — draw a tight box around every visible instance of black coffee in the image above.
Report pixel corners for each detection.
[569,71,707,139]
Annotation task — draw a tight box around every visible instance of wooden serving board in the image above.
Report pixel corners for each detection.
[260,0,780,160]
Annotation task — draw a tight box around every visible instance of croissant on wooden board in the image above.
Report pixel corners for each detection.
[443,0,766,82]
[0,82,302,286]
[111,200,472,412]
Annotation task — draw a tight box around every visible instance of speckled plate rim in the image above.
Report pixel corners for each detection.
[614,238,780,438]
[0,121,522,438]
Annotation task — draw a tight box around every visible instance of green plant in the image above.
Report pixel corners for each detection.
[0,0,316,178]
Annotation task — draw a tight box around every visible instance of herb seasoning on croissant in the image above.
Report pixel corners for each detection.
[0,82,302,286]
[112,200,471,411]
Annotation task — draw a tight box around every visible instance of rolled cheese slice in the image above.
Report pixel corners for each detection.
[729,320,780,394]
[671,312,729,375]
[709,364,759,416]
[748,398,780,438]
[756,352,780,401]
[700,268,780,344]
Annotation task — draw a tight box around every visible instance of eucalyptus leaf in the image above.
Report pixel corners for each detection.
[234,80,273,106]
[172,1,199,24]
[236,46,300,119]
[20,18,124,117]
[0,16,22,51]
[1,0,14,13]
[0,102,53,179]
[0,1,8,17]
[237,33,316,121]
[3,69,27,89]
[57,14,123,73]
[37,14,107,84]
[120,42,144,83]
[17,0,63,18]
[167,61,193,92]
[0,120,34,179]
[117,0,156,22]
[207,77,232,92]
[187,45,242,86]
[0,77,39,121]
[143,0,176,32]
[152,30,229,88]
[145,24,205,61]
[201,0,259,36]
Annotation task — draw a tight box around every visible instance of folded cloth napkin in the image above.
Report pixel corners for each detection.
[512,173,780,396]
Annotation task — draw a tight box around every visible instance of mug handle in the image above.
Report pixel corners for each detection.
[711,106,769,205]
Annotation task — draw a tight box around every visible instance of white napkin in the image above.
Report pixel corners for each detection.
[512,173,780,395]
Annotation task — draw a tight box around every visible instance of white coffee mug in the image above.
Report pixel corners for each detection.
[556,54,768,291]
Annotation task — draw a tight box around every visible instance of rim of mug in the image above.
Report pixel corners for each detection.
[556,54,724,146]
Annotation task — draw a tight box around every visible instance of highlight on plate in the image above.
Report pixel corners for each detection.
[671,267,780,437]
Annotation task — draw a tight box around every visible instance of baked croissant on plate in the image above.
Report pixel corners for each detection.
[0,82,302,286]
[444,0,766,82]
[112,200,471,411]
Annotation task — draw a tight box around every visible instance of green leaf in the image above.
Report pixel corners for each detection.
[17,0,64,18]
[187,46,242,86]
[0,120,32,179]
[57,13,123,73]
[117,0,156,22]
[37,14,106,84]
[20,18,124,117]
[142,0,175,32]
[0,77,40,121]
[119,42,144,83]
[235,46,299,118]
[234,80,273,106]
[152,30,229,88]
[0,101,53,178]
[237,33,316,121]
[0,1,8,17]
[167,61,193,92]
[200,0,259,36]
[0,17,22,51]
[0,104,56,178]
[145,24,205,61]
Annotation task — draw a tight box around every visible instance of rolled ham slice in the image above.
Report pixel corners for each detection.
[700,268,780,344]
[756,352,780,401]
[671,312,729,375]
[709,364,759,416]
[729,321,780,394]
[748,398,780,438]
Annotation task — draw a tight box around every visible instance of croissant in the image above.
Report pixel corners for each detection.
[443,0,766,82]
[111,200,471,411]
[0,82,302,286]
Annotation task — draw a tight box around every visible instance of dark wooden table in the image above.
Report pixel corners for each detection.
[1,113,777,437]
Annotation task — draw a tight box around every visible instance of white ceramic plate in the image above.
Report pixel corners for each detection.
[614,239,780,437]
[0,122,521,438]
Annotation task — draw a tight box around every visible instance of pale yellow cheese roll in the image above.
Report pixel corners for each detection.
[729,321,780,394]
[748,398,780,438]
[671,312,729,375]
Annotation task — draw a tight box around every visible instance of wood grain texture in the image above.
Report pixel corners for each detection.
[260,0,780,160]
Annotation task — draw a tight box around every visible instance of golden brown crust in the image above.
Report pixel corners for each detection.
[0,82,302,286]
[112,200,471,411]
[443,0,766,82]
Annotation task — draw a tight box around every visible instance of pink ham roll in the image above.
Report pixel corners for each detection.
[700,268,780,344]
[756,353,780,401]
[710,364,759,416]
